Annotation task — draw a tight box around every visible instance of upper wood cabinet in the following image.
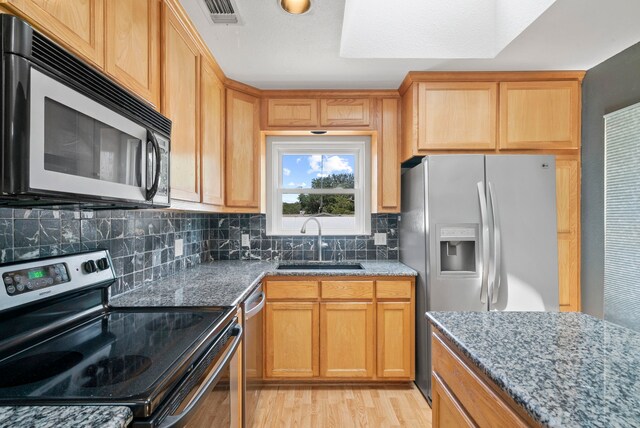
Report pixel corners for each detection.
[200,56,225,206]
[556,157,580,312]
[499,81,580,150]
[162,2,201,202]
[267,98,318,127]
[417,82,497,150]
[378,98,401,212]
[226,89,260,208]
[320,98,370,127]
[105,0,160,108]
[4,0,105,68]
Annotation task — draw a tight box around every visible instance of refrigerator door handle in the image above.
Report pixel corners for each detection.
[477,181,490,304]
[488,182,501,305]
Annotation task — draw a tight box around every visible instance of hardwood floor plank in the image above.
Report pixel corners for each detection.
[252,383,432,427]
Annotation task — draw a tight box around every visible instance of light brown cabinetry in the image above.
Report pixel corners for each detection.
[320,98,371,127]
[3,0,105,68]
[320,302,375,378]
[265,301,319,378]
[264,277,414,381]
[226,89,260,208]
[431,331,537,427]
[162,2,200,202]
[267,98,318,127]
[200,56,225,206]
[417,82,497,150]
[499,81,580,150]
[105,0,160,108]
[556,157,580,312]
[378,98,401,212]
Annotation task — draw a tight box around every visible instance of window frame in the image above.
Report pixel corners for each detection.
[266,136,371,236]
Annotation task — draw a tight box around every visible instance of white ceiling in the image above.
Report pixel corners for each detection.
[180,0,640,89]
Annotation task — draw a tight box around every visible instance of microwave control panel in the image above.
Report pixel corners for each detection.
[2,263,70,296]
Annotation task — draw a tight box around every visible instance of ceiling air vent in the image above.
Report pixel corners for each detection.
[202,0,241,24]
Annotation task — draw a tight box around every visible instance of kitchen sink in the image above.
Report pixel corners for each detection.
[276,263,364,270]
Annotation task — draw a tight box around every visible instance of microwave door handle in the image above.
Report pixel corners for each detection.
[145,130,162,201]
[159,324,243,428]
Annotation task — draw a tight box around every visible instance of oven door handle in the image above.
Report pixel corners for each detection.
[146,129,162,201]
[159,324,243,428]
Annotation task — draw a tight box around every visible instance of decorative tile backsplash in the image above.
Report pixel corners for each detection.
[0,208,398,296]
[209,213,399,262]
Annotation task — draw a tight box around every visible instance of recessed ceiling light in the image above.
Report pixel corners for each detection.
[279,0,311,15]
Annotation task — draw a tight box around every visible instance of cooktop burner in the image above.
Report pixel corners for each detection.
[0,351,84,388]
[80,355,152,388]
[145,313,204,331]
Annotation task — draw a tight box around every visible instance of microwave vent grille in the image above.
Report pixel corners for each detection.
[30,32,171,136]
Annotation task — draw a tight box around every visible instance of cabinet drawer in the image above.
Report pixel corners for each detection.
[432,332,528,428]
[266,281,319,300]
[321,281,373,300]
[376,280,412,299]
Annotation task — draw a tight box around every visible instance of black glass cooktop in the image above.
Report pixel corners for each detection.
[0,308,229,402]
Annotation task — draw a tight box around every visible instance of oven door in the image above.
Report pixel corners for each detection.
[150,321,242,428]
[28,67,163,205]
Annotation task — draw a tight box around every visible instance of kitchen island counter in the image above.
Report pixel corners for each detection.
[0,405,132,428]
[110,260,416,308]
[427,311,640,427]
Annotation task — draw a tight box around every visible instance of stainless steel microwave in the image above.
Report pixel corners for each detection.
[0,15,171,209]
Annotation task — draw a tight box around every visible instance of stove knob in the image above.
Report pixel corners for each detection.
[16,283,24,292]
[3,276,12,285]
[14,275,23,283]
[96,258,110,271]
[6,285,15,294]
[82,260,98,274]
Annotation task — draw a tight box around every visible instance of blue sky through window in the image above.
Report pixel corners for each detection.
[281,154,355,203]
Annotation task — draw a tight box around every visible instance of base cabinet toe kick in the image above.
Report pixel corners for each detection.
[262,276,416,382]
[430,331,541,428]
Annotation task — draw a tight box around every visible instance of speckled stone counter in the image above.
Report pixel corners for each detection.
[110,260,416,308]
[0,405,132,428]
[426,311,640,428]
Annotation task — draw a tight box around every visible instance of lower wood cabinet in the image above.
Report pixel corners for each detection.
[264,277,415,381]
[320,302,375,378]
[265,301,319,378]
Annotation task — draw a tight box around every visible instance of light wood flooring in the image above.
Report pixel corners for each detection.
[251,383,433,427]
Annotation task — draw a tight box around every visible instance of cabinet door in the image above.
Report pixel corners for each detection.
[200,56,225,206]
[265,302,319,378]
[556,157,580,311]
[5,0,104,68]
[320,302,374,378]
[377,302,412,378]
[320,98,370,127]
[105,0,160,107]
[417,82,497,150]
[226,89,260,208]
[378,98,401,211]
[499,81,580,150]
[162,4,200,202]
[432,373,475,428]
[267,98,318,127]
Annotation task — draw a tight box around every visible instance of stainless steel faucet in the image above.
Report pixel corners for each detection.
[300,217,325,261]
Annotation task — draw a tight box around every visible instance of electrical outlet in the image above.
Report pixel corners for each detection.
[175,238,184,257]
[374,233,387,246]
[242,234,250,247]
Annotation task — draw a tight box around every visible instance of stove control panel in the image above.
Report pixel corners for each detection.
[0,250,116,312]
[2,263,70,296]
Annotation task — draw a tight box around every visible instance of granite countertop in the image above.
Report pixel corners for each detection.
[0,406,132,428]
[426,311,640,428]
[110,260,416,308]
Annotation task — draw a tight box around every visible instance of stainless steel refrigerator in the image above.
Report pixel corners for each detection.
[399,155,559,401]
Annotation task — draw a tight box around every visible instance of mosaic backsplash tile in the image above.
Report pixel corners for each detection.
[0,208,398,296]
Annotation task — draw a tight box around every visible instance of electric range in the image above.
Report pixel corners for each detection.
[0,251,241,427]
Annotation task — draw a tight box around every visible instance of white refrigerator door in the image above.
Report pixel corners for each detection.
[485,155,559,311]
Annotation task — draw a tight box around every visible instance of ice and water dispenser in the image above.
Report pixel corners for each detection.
[436,225,479,277]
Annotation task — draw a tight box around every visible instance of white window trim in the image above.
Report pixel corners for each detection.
[266,136,371,236]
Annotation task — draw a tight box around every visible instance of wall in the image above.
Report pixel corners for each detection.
[581,41,640,318]
[0,209,398,297]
